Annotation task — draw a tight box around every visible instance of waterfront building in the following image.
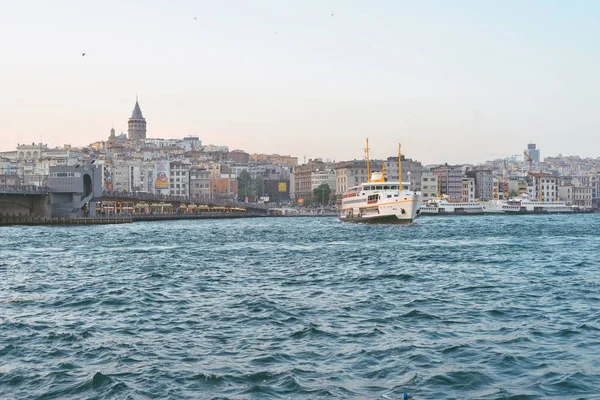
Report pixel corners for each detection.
[227,163,287,181]
[334,160,369,195]
[461,177,475,202]
[493,178,500,200]
[190,167,212,201]
[0,174,21,188]
[431,164,464,201]
[559,184,575,206]
[292,159,328,201]
[0,143,82,187]
[104,159,155,193]
[508,178,529,196]
[574,171,600,200]
[210,177,236,199]
[311,168,336,195]
[110,163,130,192]
[383,156,423,191]
[529,172,559,202]
[573,186,593,208]
[264,179,290,202]
[466,168,494,200]
[170,160,191,197]
[16,143,46,162]
[559,183,593,208]
[128,99,147,142]
[420,171,438,200]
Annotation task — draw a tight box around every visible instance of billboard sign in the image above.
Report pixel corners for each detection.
[278,182,287,192]
[154,160,170,194]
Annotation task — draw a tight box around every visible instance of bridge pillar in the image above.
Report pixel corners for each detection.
[0,193,50,217]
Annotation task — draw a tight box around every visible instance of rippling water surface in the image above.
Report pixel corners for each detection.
[1,215,600,399]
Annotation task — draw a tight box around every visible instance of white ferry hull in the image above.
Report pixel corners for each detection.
[340,197,421,224]
[420,204,484,215]
[483,200,575,214]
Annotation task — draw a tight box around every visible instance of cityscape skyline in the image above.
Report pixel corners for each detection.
[3,96,599,166]
[2,1,600,164]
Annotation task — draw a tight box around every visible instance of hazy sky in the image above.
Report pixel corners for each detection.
[1,1,599,164]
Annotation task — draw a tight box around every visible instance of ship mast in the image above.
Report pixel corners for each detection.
[398,143,402,186]
[365,138,371,182]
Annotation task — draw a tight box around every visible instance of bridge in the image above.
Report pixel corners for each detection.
[98,190,271,213]
[0,187,276,218]
[0,187,50,217]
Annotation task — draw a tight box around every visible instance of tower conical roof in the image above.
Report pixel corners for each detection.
[131,100,144,119]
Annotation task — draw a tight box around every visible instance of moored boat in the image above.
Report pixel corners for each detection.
[483,194,575,214]
[420,197,484,215]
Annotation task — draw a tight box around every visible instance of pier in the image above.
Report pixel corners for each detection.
[0,215,133,226]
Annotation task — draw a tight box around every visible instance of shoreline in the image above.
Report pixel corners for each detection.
[0,213,338,226]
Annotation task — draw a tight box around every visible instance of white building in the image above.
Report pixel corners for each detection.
[529,173,559,202]
[0,143,82,187]
[559,184,593,208]
[170,160,191,197]
[140,137,202,152]
[107,160,155,193]
[311,169,337,194]
[421,171,439,200]
[335,161,369,194]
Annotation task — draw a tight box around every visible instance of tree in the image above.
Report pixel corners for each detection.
[313,183,331,206]
[254,177,265,199]
[237,170,253,201]
[267,190,280,203]
[301,199,313,207]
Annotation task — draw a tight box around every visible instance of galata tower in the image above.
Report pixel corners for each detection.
[128,98,147,142]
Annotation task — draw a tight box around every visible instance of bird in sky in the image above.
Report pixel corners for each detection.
[81,53,86,57]
[194,16,197,20]
[273,31,278,35]
[330,13,335,18]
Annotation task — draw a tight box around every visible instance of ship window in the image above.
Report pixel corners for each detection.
[376,185,382,190]
[383,185,390,190]
[403,185,409,190]
[387,195,392,198]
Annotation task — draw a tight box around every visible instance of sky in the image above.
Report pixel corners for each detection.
[1,0,599,164]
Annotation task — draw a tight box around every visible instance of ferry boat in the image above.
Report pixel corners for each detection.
[483,194,574,214]
[339,140,422,224]
[420,196,484,215]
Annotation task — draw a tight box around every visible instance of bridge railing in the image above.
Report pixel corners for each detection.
[100,190,271,209]
[0,185,49,195]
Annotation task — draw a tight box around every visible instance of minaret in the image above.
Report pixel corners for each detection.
[128,98,147,142]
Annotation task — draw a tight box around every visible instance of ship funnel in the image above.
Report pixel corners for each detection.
[370,171,384,182]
